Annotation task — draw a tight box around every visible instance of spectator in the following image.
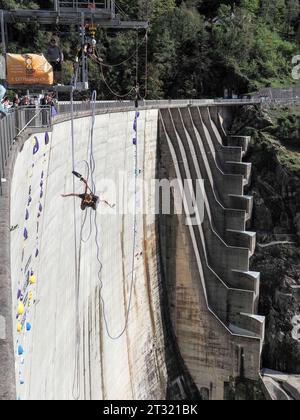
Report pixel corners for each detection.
[12,93,20,108]
[21,96,30,107]
[46,38,64,85]
[0,84,8,115]
[2,96,11,110]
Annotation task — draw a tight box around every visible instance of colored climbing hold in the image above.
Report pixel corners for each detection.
[20,380,24,385]
[28,186,32,195]
[133,138,137,146]
[17,301,25,316]
[27,196,32,206]
[45,132,49,145]
[17,322,22,333]
[29,291,33,301]
[40,180,43,188]
[33,137,39,155]
[17,289,22,300]
[41,171,44,179]
[40,190,43,199]
[39,203,43,212]
[23,228,28,240]
[29,275,36,285]
[25,209,29,221]
[35,249,39,258]
[26,323,31,332]
[18,345,24,356]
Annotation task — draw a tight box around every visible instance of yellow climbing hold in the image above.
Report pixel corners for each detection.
[29,275,36,285]
[17,301,25,316]
[17,322,22,333]
[29,291,33,301]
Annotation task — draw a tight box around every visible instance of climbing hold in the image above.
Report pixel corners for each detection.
[26,323,31,332]
[41,171,44,179]
[133,138,137,146]
[40,181,43,188]
[40,190,43,199]
[28,186,32,195]
[17,322,22,333]
[17,301,25,316]
[33,137,39,155]
[17,289,22,300]
[23,228,28,240]
[25,209,29,221]
[39,203,43,213]
[27,196,32,206]
[45,132,49,145]
[29,275,36,285]
[35,249,39,258]
[18,345,24,356]
[19,379,24,385]
[28,291,33,301]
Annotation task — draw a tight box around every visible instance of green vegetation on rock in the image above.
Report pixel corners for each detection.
[1,0,300,98]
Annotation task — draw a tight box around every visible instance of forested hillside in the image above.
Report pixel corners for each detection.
[1,0,300,98]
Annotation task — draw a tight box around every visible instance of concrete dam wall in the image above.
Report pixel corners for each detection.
[3,104,264,400]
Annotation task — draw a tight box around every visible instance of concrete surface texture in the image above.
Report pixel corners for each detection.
[7,104,264,400]
[158,106,264,400]
[10,109,171,400]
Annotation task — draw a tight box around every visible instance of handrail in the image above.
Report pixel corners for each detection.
[0,106,52,195]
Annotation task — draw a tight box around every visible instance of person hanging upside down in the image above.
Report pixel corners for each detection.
[61,171,115,211]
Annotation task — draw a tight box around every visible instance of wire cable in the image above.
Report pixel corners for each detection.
[88,91,139,340]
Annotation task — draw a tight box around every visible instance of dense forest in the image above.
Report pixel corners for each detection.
[0,0,300,98]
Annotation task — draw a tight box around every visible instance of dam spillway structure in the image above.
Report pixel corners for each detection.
[0,99,265,400]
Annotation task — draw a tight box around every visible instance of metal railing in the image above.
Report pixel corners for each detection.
[57,98,261,116]
[0,106,51,194]
[57,0,111,11]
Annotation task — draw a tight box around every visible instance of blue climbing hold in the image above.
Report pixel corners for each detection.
[45,132,49,145]
[40,180,43,188]
[23,228,28,240]
[17,289,22,300]
[133,138,137,145]
[20,380,24,385]
[28,186,32,195]
[40,190,43,199]
[25,209,29,221]
[41,171,44,179]
[39,203,43,213]
[18,345,24,356]
[27,196,32,206]
[33,137,39,155]
[26,323,31,332]
[35,249,39,258]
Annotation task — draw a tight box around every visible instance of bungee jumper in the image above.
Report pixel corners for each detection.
[61,171,115,211]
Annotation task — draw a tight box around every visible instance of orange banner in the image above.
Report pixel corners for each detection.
[6,54,54,86]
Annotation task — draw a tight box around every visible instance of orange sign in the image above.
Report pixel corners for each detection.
[6,54,54,86]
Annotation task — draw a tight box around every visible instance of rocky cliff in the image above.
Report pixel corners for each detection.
[231,105,300,374]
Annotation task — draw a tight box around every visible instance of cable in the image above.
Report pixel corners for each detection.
[88,91,139,340]
[99,62,136,98]
[95,33,148,69]
[70,90,81,401]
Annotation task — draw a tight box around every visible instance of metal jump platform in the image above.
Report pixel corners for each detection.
[1,0,148,29]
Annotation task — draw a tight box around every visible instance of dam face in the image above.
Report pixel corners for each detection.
[4,104,264,400]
